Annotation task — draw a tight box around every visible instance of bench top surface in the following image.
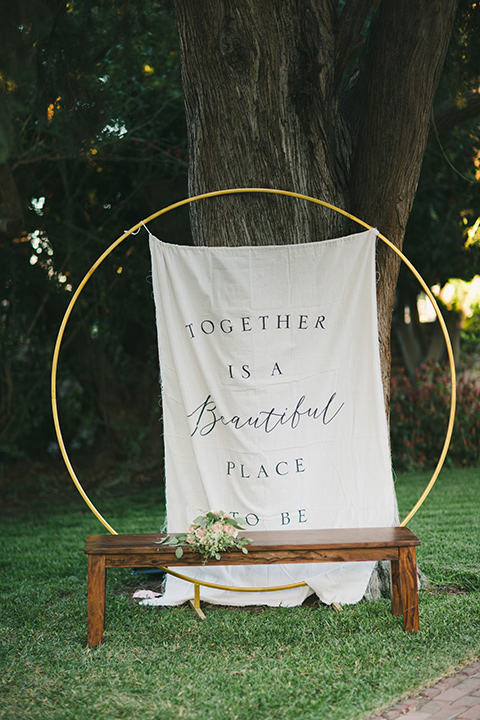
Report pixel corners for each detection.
[85,527,420,555]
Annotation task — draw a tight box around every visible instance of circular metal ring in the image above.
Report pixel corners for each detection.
[51,187,456,547]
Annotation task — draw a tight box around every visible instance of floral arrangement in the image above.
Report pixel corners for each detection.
[158,511,252,562]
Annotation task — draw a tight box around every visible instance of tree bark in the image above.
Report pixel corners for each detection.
[172,0,352,246]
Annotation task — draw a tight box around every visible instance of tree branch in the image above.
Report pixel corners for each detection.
[334,0,376,90]
[431,88,480,138]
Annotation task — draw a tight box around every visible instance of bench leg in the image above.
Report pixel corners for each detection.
[390,559,402,617]
[398,547,419,633]
[88,555,107,647]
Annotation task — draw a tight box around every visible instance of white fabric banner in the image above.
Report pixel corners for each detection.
[147,229,397,607]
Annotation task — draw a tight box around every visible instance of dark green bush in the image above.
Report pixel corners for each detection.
[390,361,480,471]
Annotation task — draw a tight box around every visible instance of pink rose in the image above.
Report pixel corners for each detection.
[194,527,205,539]
[212,523,223,533]
[187,525,195,533]
[223,524,238,538]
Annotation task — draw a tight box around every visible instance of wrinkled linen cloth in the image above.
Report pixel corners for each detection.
[146,229,397,607]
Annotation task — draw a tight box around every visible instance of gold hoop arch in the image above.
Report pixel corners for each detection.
[51,187,456,546]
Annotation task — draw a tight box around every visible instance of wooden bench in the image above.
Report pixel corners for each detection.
[84,526,420,646]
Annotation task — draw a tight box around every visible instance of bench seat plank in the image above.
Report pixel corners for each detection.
[85,527,420,555]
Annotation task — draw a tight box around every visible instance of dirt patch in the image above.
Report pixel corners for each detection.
[426,584,471,595]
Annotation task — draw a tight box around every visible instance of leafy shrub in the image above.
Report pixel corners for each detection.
[461,304,480,355]
[390,361,480,471]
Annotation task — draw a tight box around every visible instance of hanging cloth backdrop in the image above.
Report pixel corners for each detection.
[146,228,397,607]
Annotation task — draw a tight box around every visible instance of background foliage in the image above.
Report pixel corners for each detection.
[402,0,480,293]
[0,1,188,464]
[391,359,480,471]
[1,1,480,475]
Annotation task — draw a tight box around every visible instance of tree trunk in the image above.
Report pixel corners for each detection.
[172,0,458,598]
[172,0,351,246]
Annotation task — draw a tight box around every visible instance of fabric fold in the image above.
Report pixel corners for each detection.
[148,230,397,606]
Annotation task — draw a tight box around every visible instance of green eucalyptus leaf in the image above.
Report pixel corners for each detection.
[175,546,184,559]
[229,519,244,530]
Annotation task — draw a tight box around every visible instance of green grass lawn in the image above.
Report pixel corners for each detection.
[1,468,479,720]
